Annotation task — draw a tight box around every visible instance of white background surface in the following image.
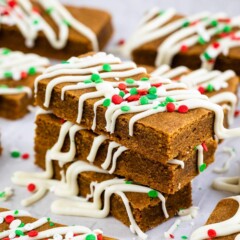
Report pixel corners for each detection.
[1,1,240,239]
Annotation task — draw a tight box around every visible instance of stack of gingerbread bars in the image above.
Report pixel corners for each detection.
[20,51,228,238]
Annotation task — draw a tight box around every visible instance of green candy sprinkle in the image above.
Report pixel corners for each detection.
[91,74,101,82]
[125,180,133,184]
[46,7,54,14]
[125,78,135,84]
[165,96,175,103]
[182,20,190,28]
[28,67,36,75]
[2,48,11,55]
[16,86,24,90]
[0,192,6,198]
[19,222,25,228]
[198,36,206,45]
[102,64,111,72]
[140,96,149,105]
[148,86,157,94]
[211,19,219,27]
[181,236,188,239]
[206,84,214,92]
[33,19,39,25]
[15,230,24,236]
[4,71,12,78]
[49,222,55,227]
[14,210,19,215]
[199,163,207,172]
[141,77,149,81]
[159,102,167,107]
[63,19,70,26]
[119,91,125,98]
[148,190,158,198]
[147,94,157,100]
[61,60,69,64]
[121,106,130,112]
[103,98,111,107]
[86,234,96,240]
[130,87,138,95]
[203,52,212,61]
[11,151,20,158]
[159,10,165,15]
[47,217,51,222]
[0,85,8,89]
[84,80,93,84]
[194,146,198,151]
[95,79,103,84]
[223,25,232,33]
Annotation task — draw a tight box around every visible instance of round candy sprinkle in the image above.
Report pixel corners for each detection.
[169,234,174,239]
[2,48,11,55]
[199,163,207,172]
[180,44,188,53]
[198,36,206,45]
[27,183,36,193]
[91,74,100,82]
[166,96,175,103]
[102,64,111,72]
[28,230,38,237]
[5,215,15,224]
[20,71,28,79]
[121,106,130,112]
[11,150,20,158]
[223,25,232,33]
[151,83,162,88]
[118,83,126,90]
[130,87,138,95]
[141,77,149,81]
[4,71,12,78]
[181,236,188,239]
[207,229,217,238]
[137,89,148,95]
[210,19,219,27]
[140,96,148,105]
[112,94,123,105]
[146,94,157,100]
[86,234,96,240]
[178,105,189,113]
[125,180,133,184]
[97,234,103,240]
[148,86,157,94]
[148,190,158,198]
[28,67,36,75]
[118,39,125,46]
[119,91,125,98]
[15,229,24,236]
[21,153,30,160]
[125,78,135,84]
[84,80,92,84]
[127,95,140,102]
[206,84,214,92]
[182,20,190,27]
[212,42,220,49]
[166,103,175,112]
[8,0,17,8]
[46,7,54,14]
[103,98,111,107]
[198,86,205,94]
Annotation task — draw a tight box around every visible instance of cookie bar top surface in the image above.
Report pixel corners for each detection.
[123,8,240,70]
[190,196,240,240]
[0,0,112,52]
[0,208,113,240]
[35,52,240,162]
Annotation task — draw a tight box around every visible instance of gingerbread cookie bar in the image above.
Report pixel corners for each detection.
[0,208,114,240]
[122,8,240,75]
[0,0,113,59]
[0,48,49,119]
[190,196,240,239]
[35,52,240,163]
[150,65,239,126]
[35,112,217,194]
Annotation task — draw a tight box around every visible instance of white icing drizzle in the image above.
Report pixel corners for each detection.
[0,209,103,240]
[196,145,204,172]
[0,86,32,97]
[35,52,240,141]
[212,177,240,194]
[164,207,199,239]
[122,8,240,68]
[213,147,236,173]
[12,112,169,240]
[0,187,14,202]
[167,159,185,169]
[190,196,240,240]
[0,49,49,81]
[0,0,98,50]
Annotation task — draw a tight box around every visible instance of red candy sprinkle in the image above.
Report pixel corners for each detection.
[169,233,174,239]
[126,94,141,102]
[97,234,103,240]
[20,71,28,79]
[178,105,189,113]
[151,83,162,88]
[208,229,217,238]
[21,153,30,160]
[202,142,208,152]
[2,237,10,240]
[8,0,17,8]
[27,183,36,192]
[112,94,123,104]
[118,39,125,46]
[5,215,14,224]
[60,119,66,124]
[118,83,127,90]
[208,59,215,64]
[218,18,231,23]
[234,110,240,117]
[2,9,9,15]
[32,7,41,14]
[166,103,175,112]
[198,86,205,94]
[212,42,220,49]
[180,44,188,53]
[28,230,38,237]
[190,20,199,26]
[137,89,148,96]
